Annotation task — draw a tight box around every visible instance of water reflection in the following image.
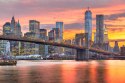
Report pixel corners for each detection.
[0,60,125,83]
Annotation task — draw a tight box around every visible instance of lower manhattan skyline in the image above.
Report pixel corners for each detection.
[0,0,125,45]
[0,1,125,83]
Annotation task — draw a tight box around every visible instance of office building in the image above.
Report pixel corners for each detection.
[85,8,92,42]
[113,41,120,53]
[52,28,60,42]
[121,46,125,56]
[39,29,48,57]
[48,29,56,41]
[96,15,104,45]
[16,20,22,37]
[29,20,40,35]
[56,22,64,41]
[3,22,11,35]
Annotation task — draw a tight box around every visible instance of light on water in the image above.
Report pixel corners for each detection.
[0,60,125,83]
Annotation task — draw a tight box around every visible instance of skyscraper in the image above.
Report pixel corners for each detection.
[120,46,125,56]
[10,16,16,34]
[56,22,64,41]
[39,29,48,56]
[26,20,40,54]
[39,29,47,40]
[52,28,60,42]
[16,20,22,37]
[113,41,120,53]
[85,7,92,42]
[29,20,40,37]
[10,16,22,37]
[96,15,104,45]
[48,29,56,41]
[3,22,11,35]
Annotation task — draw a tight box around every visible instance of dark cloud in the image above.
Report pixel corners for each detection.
[108,28,125,32]
[106,24,125,27]
[0,0,123,17]
[105,12,125,20]
[64,23,83,30]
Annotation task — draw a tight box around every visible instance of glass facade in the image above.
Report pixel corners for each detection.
[85,9,92,42]
[56,22,64,41]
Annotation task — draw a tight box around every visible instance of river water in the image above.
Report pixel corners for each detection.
[0,60,125,83]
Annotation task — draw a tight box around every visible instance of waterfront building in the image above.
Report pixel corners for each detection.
[24,32,39,55]
[0,40,7,56]
[25,20,41,55]
[3,17,23,56]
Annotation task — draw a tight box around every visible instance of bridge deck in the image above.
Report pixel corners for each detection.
[0,35,120,56]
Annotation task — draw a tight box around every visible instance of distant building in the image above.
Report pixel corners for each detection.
[10,16,16,34]
[24,32,39,55]
[9,16,22,37]
[113,41,120,53]
[52,28,60,42]
[121,45,125,56]
[3,22,11,55]
[96,15,104,46]
[48,29,56,41]
[16,20,22,37]
[39,29,47,40]
[24,20,41,55]
[48,29,56,54]
[29,20,40,34]
[103,25,109,43]
[103,25,109,51]
[0,40,7,56]
[3,16,23,56]
[56,22,64,41]
[85,7,92,43]
[3,22,11,35]
[39,29,48,57]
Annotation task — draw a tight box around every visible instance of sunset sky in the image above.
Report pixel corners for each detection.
[0,0,125,45]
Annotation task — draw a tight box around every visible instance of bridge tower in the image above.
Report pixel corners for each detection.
[76,7,92,61]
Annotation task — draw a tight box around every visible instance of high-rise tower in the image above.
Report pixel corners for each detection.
[96,14,104,45]
[16,20,22,37]
[10,16,16,34]
[85,7,92,43]
[56,22,64,41]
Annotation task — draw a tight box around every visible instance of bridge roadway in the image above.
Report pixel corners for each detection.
[0,35,120,56]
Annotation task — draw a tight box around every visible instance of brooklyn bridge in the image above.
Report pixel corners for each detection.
[0,35,120,60]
